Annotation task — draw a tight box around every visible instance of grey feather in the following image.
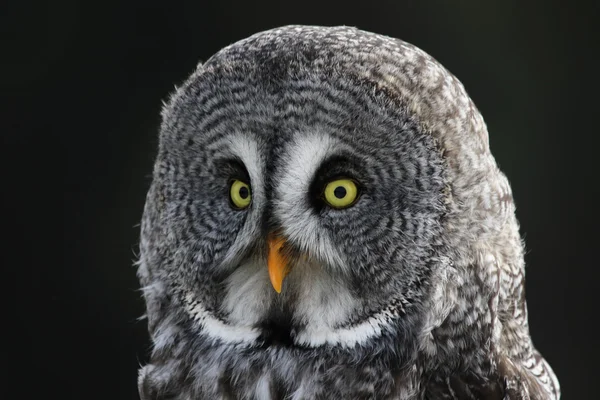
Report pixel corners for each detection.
[136,25,559,399]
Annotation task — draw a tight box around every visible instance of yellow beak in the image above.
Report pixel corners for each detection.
[267,233,290,293]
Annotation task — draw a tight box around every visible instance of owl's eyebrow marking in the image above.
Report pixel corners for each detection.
[215,157,251,183]
[312,154,362,181]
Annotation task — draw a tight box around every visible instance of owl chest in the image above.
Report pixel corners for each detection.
[202,347,424,400]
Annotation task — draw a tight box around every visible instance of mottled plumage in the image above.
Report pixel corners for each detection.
[137,25,559,399]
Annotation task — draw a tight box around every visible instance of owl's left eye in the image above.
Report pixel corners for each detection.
[323,178,359,209]
[230,179,252,209]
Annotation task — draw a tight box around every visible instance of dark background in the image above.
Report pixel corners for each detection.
[5,0,598,398]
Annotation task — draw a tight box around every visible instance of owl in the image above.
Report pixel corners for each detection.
[136,25,560,399]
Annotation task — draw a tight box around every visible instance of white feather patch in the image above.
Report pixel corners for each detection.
[273,132,347,270]
[184,292,260,345]
[294,307,396,348]
[222,261,273,326]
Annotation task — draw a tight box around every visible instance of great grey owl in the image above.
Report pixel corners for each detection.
[137,25,560,399]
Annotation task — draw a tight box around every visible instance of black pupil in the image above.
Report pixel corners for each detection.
[239,186,249,199]
[333,186,346,199]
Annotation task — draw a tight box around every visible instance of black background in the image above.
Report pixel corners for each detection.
[5,0,599,398]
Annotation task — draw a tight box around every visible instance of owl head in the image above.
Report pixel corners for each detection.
[137,25,517,398]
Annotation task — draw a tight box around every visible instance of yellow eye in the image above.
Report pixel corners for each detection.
[230,179,251,209]
[323,179,358,209]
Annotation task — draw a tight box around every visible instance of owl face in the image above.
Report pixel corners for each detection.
[146,51,449,349]
[137,26,545,400]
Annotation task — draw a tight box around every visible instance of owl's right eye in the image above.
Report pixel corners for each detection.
[229,179,252,209]
[323,178,359,209]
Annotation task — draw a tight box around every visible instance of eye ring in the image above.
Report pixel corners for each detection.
[230,179,252,209]
[323,178,359,209]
